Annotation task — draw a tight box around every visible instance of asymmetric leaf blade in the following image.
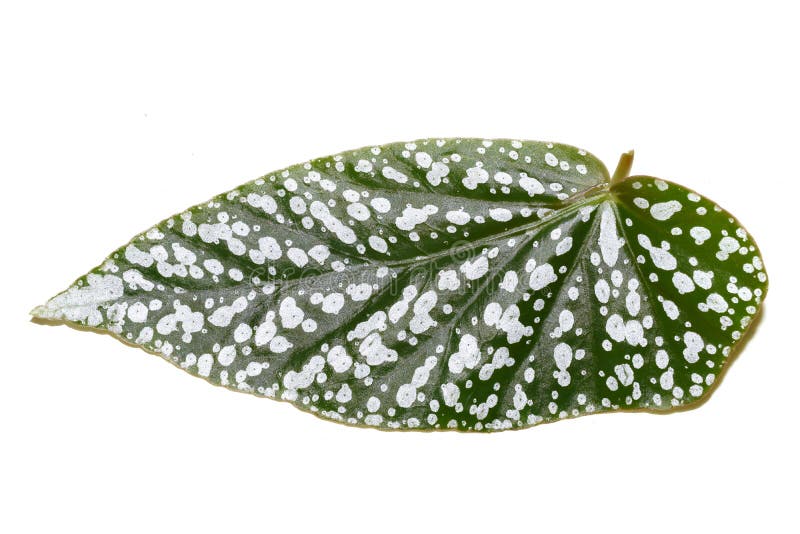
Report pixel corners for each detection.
[32,138,767,431]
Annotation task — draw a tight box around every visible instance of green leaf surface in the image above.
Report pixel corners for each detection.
[32,139,768,431]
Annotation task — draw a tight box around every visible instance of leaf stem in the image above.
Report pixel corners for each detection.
[610,150,635,185]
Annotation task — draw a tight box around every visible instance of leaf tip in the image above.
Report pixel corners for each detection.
[30,301,56,321]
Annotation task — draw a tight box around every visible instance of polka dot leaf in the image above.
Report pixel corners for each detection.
[32,138,767,431]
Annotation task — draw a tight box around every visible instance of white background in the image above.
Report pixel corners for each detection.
[2,2,798,532]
